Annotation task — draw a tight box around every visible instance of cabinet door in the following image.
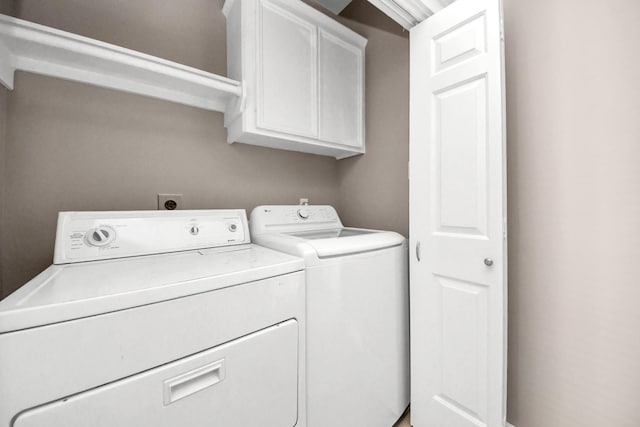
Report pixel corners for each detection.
[257,0,318,138]
[318,29,364,148]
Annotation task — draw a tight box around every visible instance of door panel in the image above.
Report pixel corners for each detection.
[438,276,488,422]
[410,0,507,426]
[433,13,487,73]
[435,75,488,236]
[258,0,318,137]
[318,29,363,148]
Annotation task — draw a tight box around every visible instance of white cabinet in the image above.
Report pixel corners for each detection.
[223,0,366,159]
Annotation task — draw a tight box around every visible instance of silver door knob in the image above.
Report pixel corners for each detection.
[484,258,494,266]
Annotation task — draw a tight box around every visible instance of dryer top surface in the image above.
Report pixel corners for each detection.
[0,244,303,333]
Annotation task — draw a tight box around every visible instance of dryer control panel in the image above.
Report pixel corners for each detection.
[53,210,249,264]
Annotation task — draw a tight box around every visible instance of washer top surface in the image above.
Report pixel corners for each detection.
[250,205,405,258]
[0,210,304,333]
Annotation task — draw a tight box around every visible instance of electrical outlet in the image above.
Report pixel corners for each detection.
[158,194,183,210]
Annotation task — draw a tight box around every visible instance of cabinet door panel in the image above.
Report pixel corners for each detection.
[318,29,363,148]
[258,1,317,138]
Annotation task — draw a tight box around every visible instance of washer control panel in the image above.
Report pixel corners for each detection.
[54,210,249,264]
[297,208,310,220]
[250,205,343,235]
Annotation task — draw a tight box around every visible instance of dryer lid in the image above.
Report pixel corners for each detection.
[0,244,304,333]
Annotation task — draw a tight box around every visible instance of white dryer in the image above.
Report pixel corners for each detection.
[0,210,306,427]
[250,205,409,427]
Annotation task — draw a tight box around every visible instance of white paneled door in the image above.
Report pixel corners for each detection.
[409,0,507,426]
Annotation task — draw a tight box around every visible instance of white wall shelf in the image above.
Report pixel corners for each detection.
[0,14,243,113]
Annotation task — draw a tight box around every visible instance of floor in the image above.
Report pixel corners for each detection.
[393,410,410,427]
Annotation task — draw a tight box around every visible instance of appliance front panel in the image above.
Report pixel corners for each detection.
[0,272,305,427]
[305,245,410,426]
[14,321,299,427]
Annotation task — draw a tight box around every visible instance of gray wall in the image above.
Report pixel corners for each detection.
[336,16,409,237]
[504,0,640,426]
[0,0,409,297]
[0,0,12,309]
[0,87,6,301]
[0,0,12,15]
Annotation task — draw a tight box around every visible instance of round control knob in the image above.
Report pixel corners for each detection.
[85,226,115,247]
[297,208,310,220]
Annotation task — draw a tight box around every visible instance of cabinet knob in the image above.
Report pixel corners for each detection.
[484,258,494,266]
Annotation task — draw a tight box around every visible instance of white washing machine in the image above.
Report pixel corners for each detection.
[0,210,306,427]
[250,205,409,427]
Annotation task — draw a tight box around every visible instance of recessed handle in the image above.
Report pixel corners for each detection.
[416,241,421,262]
[163,359,225,405]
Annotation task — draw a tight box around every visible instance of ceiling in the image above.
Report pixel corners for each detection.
[314,0,457,29]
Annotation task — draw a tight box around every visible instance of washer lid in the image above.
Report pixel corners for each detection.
[284,228,405,257]
[0,244,304,333]
[287,228,374,240]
